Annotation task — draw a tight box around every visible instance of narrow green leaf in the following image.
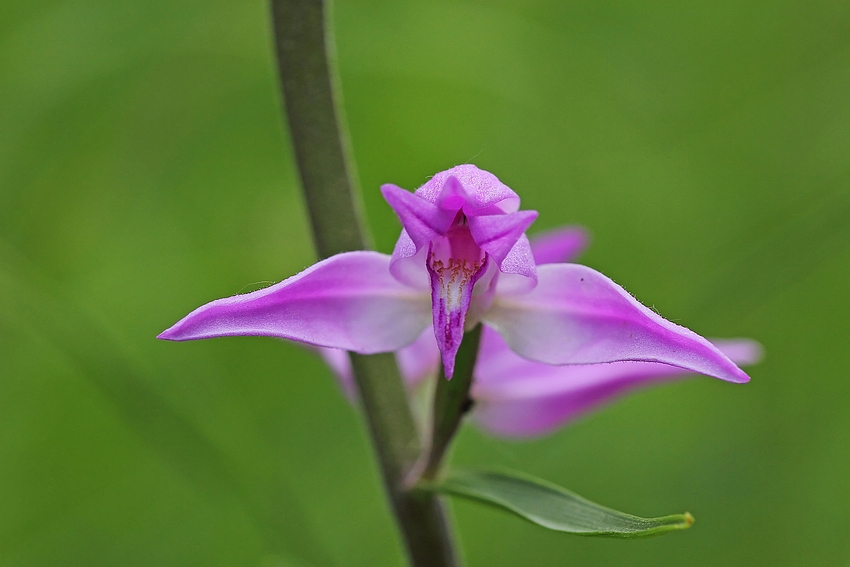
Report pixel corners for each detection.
[422,469,694,538]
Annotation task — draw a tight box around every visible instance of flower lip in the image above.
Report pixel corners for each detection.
[426,220,490,378]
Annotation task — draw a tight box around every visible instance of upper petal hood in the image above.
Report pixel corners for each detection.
[383,165,531,271]
[159,251,431,353]
[414,165,521,214]
[484,263,751,383]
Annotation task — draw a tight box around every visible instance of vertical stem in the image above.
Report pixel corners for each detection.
[350,354,458,566]
[270,0,367,258]
[269,1,458,565]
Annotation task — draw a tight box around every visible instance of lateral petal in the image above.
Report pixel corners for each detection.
[389,232,430,289]
[484,263,751,383]
[159,251,431,353]
[381,184,456,249]
[468,210,539,277]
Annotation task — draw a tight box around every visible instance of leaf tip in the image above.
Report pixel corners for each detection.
[684,512,695,527]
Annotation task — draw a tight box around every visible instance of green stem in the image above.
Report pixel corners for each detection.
[270,0,367,258]
[269,1,458,565]
[350,354,458,566]
[422,325,483,480]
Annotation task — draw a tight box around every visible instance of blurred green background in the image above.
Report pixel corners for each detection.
[1,0,849,565]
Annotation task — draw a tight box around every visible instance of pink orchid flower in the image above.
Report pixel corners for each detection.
[159,165,752,399]
[317,225,761,437]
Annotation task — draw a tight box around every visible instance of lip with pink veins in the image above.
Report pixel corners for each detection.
[426,217,489,378]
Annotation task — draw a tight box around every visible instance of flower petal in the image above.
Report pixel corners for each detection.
[428,257,490,380]
[484,263,751,383]
[468,210,539,277]
[389,231,430,289]
[529,226,590,265]
[415,165,521,214]
[435,175,470,212]
[381,184,455,250]
[159,251,431,353]
[472,328,760,437]
[709,338,764,365]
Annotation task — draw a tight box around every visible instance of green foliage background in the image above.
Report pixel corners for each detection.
[1,0,849,565]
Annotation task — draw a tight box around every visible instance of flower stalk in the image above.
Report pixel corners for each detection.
[269,0,458,565]
[422,324,483,480]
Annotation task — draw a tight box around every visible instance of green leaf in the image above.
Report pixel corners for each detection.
[422,469,694,538]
